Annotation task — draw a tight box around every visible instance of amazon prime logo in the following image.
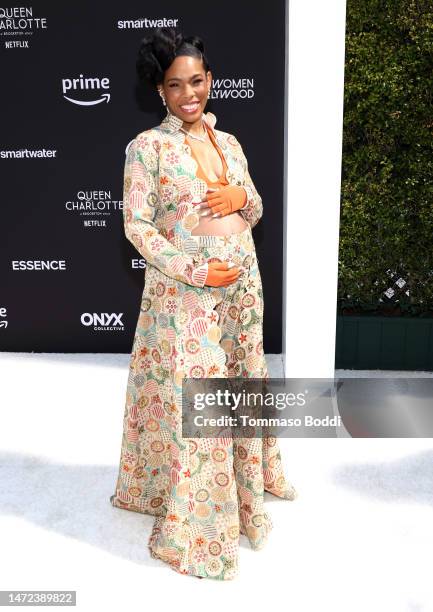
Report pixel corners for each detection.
[62,74,110,106]
[0,307,8,329]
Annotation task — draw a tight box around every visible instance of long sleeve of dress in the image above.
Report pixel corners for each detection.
[123,136,209,288]
[232,137,263,229]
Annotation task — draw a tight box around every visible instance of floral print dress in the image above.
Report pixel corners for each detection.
[110,110,298,579]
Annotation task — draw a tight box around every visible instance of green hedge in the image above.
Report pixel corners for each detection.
[338,0,433,317]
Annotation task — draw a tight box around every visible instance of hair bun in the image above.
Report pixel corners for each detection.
[183,35,205,54]
[136,27,210,88]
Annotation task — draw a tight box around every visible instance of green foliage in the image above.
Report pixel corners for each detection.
[339,0,433,316]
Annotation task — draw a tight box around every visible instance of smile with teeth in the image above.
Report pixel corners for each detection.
[180,102,200,113]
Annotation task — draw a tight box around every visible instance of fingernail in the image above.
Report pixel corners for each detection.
[200,211,210,217]
[211,213,221,218]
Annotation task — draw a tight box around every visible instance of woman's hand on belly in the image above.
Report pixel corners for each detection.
[191,187,249,236]
[205,261,242,287]
[195,186,247,218]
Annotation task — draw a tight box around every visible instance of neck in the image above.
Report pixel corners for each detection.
[181,114,205,136]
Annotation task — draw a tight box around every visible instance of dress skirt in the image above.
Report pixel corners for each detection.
[110,224,297,580]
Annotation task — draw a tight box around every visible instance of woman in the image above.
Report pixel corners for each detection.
[110,27,297,580]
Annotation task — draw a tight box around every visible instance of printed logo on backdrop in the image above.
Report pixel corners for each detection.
[210,78,255,100]
[0,307,8,329]
[0,7,47,49]
[11,260,66,270]
[116,17,179,30]
[132,258,146,270]
[0,147,57,159]
[62,75,110,106]
[66,190,122,228]
[81,313,125,332]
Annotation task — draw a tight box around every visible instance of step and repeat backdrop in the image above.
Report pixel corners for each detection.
[0,0,286,353]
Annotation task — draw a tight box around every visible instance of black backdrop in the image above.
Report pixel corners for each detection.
[0,0,286,353]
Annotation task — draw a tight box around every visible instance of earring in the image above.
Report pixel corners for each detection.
[158,88,166,106]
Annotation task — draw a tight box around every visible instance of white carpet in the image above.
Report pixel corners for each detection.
[0,352,432,611]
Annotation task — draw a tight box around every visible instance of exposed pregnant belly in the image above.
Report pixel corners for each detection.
[191,210,249,236]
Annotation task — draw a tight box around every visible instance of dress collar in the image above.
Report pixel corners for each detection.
[159,109,217,136]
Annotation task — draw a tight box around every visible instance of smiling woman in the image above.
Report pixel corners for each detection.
[110,26,298,581]
[150,37,250,238]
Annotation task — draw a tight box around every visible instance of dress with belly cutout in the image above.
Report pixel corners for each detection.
[188,122,248,236]
[110,111,299,580]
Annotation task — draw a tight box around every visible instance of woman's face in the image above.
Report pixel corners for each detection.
[161,55,211,123]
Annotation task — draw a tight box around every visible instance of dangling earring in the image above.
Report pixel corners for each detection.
[158,88,166,107]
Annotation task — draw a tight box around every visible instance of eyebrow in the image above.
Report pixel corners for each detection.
[166,73,204,82]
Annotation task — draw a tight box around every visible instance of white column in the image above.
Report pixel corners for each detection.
[282,0,347,378]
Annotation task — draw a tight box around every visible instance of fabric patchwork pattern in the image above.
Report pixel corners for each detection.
[111,226,297,580]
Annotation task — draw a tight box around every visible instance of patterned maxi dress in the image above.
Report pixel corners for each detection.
[110,109,298,580]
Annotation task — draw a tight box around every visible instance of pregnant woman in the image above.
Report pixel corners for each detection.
[110,27,297,580]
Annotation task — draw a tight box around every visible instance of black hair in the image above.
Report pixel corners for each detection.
[136,26,211,88]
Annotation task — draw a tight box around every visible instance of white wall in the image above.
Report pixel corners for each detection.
[282,0,347,377]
